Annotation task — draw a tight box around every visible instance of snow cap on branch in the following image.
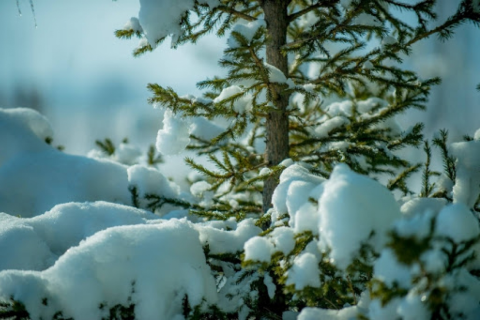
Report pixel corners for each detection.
[138,0,220,47]
[318,164,401,269]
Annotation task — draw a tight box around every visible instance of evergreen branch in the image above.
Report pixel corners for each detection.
[387,164,422,194]
[420,140,438,197]
[147,145,163,166]
[144,194,199,211]
[216,5,256,22]
[95,138,115,155]
[432,129,456,182]
[114,29,141,39]
[287,3,322,23]
[133,42,154,57]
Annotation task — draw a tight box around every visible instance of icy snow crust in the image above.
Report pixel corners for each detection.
[2,108,480,319]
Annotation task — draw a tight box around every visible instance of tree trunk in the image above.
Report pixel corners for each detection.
[261,0,290,213]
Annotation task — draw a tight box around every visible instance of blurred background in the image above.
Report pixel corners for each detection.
[0,0,225,154]
[0,0,478,156]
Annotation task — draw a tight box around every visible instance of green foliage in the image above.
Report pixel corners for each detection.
[432,130,456,183]
[146,145,163,166]
[372,213,480,319]
[0,299,29,320]
[95,138,116,156]
[0,283,137,320]
[116,0,480,219]
[111,2,480,317]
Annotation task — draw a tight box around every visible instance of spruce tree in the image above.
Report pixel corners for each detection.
[117,0,479,219]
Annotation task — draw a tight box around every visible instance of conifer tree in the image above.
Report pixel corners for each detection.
[117,0,480,219]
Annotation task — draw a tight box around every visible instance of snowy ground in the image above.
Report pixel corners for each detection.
[1,107,480,319]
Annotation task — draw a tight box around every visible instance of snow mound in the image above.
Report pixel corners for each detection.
[197,218,261,255]
[0,108,132,217]
[318,164,401,269]
[0,201,157,272]
[0,219,217,320]
[450,139,480,207]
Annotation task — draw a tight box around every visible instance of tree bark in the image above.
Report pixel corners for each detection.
[261,0,290,214]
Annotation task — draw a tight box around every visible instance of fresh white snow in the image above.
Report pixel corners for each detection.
[2,107,480,319]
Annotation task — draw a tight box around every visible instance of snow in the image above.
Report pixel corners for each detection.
[356,97,388,114]
[314,116,350,138]
[397,292,431,320]
[264,63,289,84]
[369,298,401,320]
[244,236,274,263]
[123,17,142,33]
[197,218,261,255]
[298,305,360,320]
[420,249,447,274]
[0,202,156,272]
[400,197,447,218]
[294,201,320,234]
[214,85,253,113]
[373,249,412,288]
[324,100,354,117]
[263,273,276,299]
[1,107,54,143]
[127,164,181,212]
[296,11,320,30]
[156,109,191,155]
[447,269,480,319]
[2,107,480,318]
[435,203,480,242]
[285,253,321,290]
[190,181,214,207]
[190,117,225,141]
[272,163,324,217]
[450,139,480,207]
[363,60,374,70]
[114,142,142,165]
[394,206,436,239]
[340,0,354,9]
[259,167,272,176]
[137,0,219,47]
[269,227,295,255]
[381,35,397,47]
[475,127,480,140]
[318,164,401,269]
[0,108,131,217]
[280,158,294,167]
[0,224,54,271]
[227,19,266,48]
[0,219,217,320]
[354,13,382,27]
